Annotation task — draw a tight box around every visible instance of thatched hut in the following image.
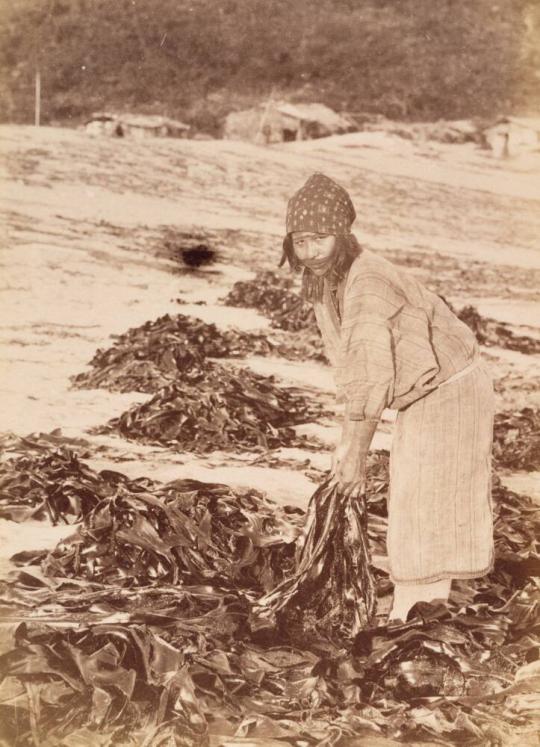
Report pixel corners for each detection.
[85,113,190,139]
[224,101,354,144]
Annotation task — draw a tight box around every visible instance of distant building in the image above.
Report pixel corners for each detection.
[85,113,190,139]
[224,101,355,144]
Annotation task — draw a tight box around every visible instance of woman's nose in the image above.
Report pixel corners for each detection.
[302,241,318,259]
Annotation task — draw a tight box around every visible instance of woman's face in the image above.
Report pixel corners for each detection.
[292,232,336,275]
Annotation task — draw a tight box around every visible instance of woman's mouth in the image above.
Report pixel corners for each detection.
[304,257,331,270]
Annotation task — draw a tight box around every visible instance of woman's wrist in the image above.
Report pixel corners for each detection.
[341,415,378,451]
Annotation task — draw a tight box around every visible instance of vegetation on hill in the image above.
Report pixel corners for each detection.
[0,0,539,134]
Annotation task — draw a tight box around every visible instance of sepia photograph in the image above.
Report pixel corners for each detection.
[0,1,539,745]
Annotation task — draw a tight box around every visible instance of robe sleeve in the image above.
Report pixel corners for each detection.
[336,268,405,421]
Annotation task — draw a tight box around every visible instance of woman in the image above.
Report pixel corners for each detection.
[281,173,494,621]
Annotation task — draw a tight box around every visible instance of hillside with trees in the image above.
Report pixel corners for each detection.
[0,0,539,135]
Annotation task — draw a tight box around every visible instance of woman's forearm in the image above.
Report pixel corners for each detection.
[341,414,378,472]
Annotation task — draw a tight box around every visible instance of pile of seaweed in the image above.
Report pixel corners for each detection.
[0,439,538,745]
[71,314,276,394]
[47,484,298,594]
[0,437,302,587]
[0,445,109,523]
[223,271,318,332]
[72,312,326,395]
[93,360,326,453]
[457,306,540,356]
[493,407,540,471]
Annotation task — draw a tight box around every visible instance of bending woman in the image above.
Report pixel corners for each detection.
[281,173,494,622]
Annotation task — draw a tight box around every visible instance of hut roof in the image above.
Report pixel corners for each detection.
[86,113,189,131]
[121,114,189,131]
[504,116,540,131]
[273,102,352,131]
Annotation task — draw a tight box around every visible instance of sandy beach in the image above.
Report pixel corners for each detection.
[0,123,539,744]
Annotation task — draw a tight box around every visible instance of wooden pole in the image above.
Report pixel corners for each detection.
[256,97,272,144]
[35,70,41,127]
[256,86,276,145]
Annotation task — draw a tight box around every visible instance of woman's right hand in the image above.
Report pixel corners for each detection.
[329,415,378,498]
[330,437,365,498]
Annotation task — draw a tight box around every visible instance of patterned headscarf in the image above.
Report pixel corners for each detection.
[285,172,356,236]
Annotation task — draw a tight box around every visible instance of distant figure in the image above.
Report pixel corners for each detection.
[493,128,510,158]
[262,124,272,145]
[280,173,495,622]
[502,131,510,158]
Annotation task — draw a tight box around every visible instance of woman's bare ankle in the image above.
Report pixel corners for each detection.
[389,578,452,622]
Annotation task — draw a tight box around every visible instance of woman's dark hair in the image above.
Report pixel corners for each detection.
[279,233,362,302]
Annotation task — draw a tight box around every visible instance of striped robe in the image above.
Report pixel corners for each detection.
[313,249,494,584]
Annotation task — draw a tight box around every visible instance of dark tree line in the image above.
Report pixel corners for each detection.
[0,0,538,134]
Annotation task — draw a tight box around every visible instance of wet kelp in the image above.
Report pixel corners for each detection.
[2,606,538,746]
[255,480,376,642]
[0,439,302,588]
[94,361,326,453]
[72,312,325,395]
[493,408,540,471]
[43,476,301,591]
[0,446,110,523]
[0,442,538,745]
[2,592,538,746]
[222,271,318,332]
[457,306,540,356]
[71,314,274,394]
[0,431,114,523]
[0,621,212,746]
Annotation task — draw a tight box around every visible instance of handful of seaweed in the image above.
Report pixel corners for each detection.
[95,360,325,453]
[255,479,376,642]
[494,407,540,471]
[223,270,318,332]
